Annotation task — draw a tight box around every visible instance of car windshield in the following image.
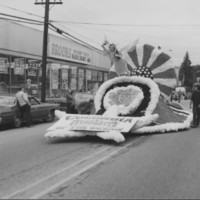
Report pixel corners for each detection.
[0,96,16,106]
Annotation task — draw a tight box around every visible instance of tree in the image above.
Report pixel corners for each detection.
[178,51,193,90]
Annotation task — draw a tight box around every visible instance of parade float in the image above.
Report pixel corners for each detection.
[45,40,193,143]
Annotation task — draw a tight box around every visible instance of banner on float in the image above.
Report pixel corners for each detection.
[47,114,138,133]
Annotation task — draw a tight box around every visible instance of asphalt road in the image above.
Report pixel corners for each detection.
[1,100,200,199]
[44,128,200,199]
[0,120,141,199]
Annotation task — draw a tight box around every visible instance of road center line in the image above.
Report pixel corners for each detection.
[2,136,144,199]
[1,146,110,199]
[31,136,144,199]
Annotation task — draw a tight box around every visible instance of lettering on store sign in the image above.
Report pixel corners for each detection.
[51,44,91,64]
[51,44,72,58]
[71,50,91,63]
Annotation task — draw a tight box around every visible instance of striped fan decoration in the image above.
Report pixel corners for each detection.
[121,41,177,97]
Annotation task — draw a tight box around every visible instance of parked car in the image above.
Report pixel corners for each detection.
[46,98,67,112]
[0,95,59,128]
[46,92,95,113]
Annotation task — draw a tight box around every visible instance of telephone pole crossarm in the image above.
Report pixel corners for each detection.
[35,0,63,5]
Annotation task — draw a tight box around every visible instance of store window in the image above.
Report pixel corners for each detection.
[25,60,40,97]
[0,57,9,94]
[70,66,77,91]
[104,72,109,81]
[0,58,8,74]
[61,65,69,90]
[14,58,25,76]
[92,71,98,93]
[92,71,98,82]
[98,71,103,87]
[27,60,40,84]
[12,58,26,85]
[78,68,85,92]
[51,63,60,90]
[86,70,92,93]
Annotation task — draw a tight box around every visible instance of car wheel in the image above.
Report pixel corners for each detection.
[45,110,55,123]
[13,115,22,128]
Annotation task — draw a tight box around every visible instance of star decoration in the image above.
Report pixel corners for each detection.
[130,66,154,79]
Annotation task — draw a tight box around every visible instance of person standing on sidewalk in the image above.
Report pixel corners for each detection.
[25,79,32,95]
[65,88,77,114]
[190,85,200,127]
[16,87,32,127]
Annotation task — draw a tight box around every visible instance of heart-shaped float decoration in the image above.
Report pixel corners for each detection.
[103,85,144,116]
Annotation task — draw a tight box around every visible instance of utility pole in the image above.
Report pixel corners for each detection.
[35,0,63,102]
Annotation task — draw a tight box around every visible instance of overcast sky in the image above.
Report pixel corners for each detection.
[0,0,200,66]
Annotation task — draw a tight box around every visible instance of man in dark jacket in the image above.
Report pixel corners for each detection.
[190,85,200,127]
[65,89,77,114]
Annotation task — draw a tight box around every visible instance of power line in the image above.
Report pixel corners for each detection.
[1,11,198,49]
[0,3,43,19]
[49,25,100,51]
[0,12,102,51]
[49,23,102,52]
[51,21,200,27]
[0,13,43,24]
[1,2,200,28]
[53,23,102,49]
[0,16,43,25]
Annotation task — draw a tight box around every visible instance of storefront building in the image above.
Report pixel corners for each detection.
[0,19,111,98]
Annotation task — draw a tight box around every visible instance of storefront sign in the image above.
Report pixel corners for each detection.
[47,114,138,133]
[14,58,25,75]
[49,36,92,65]
[0,58,8,74]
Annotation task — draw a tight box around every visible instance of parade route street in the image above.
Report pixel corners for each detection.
[1,101,200,199]
[0,121,143,199]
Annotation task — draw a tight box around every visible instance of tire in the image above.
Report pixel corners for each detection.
[45,110,55,123]
[13,115,22,128]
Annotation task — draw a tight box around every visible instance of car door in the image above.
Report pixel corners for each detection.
[29,97,47,120]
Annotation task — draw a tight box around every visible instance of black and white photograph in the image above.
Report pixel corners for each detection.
[0,0,200,199]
